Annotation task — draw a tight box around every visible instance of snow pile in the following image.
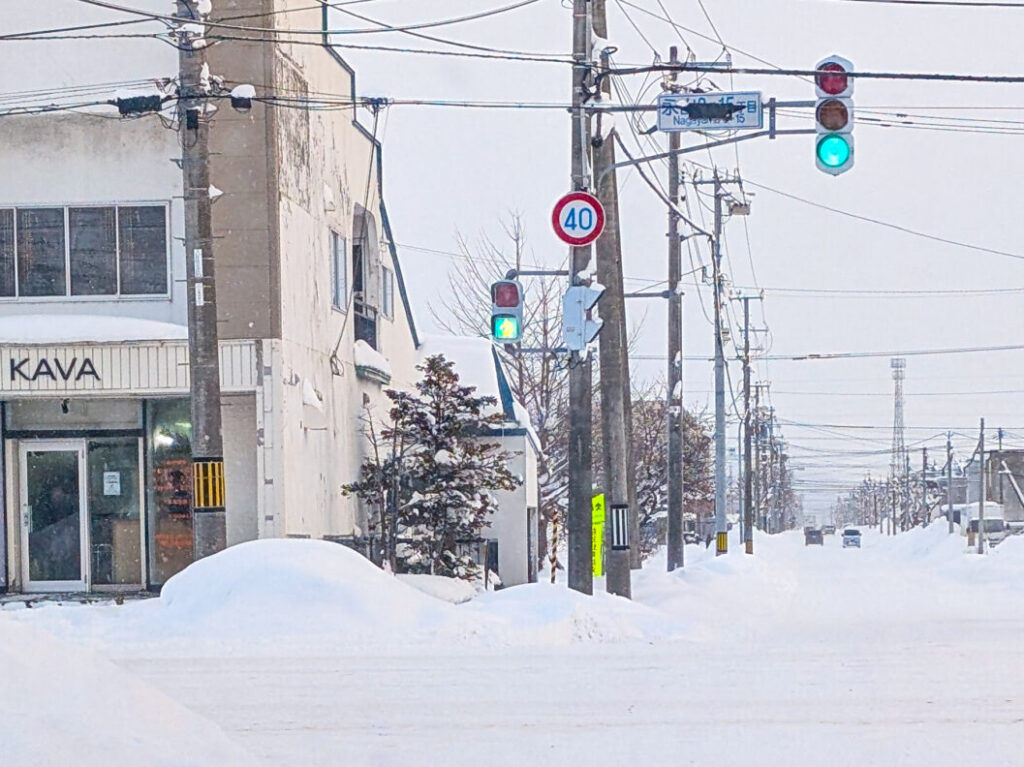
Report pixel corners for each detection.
[156,539,457,642]
[0,615,256,767]
[465,583,687,644]
[398,573,479,604]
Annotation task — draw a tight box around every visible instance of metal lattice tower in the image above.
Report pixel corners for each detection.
[890,358,908,525]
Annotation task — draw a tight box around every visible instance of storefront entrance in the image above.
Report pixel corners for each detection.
[18,437,143,592]
[20,441,87,591]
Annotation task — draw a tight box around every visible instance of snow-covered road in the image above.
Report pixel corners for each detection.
[8,527,1024,766]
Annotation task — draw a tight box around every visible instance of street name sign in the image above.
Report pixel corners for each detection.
[552,191,605,246]
[657,91,764,132]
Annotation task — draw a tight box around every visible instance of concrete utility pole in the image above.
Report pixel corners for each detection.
[665,46,685,572]
[177,0,226,559]
[978,418,986,555]
[998,427,1005,505]
[740,296,755,554]
[712,174,728,555]
[947,432,954,535]
[567,0,598,595]
[594,126,631,598]
[921,447,928,526]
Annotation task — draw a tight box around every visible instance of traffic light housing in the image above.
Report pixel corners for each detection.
[490,280,524,344]
[814,55,854,176]
[562,283,605,353]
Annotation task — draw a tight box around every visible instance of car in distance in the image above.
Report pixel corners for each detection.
[804,528,824,546]
[823,525,837,535]
[842,528,861,548]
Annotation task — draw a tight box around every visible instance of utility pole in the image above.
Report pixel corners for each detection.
[921,447,928,527]
[741,296,754,554]
[177,0,226,558]
[978,418,986,555]
[712,174,728,555]
[593,70,631,599]
[753,383,764,531]
[946,432,954,535]
[567,0,602,595]
[998,427,1005,505]
[665,46,685,572]
[874,491,880,534]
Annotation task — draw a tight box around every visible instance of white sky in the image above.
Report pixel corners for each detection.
[331,0,1024,516]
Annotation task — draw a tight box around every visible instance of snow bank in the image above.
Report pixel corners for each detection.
[465,583,687,644]
[0,615,256,767]
[398,573,479,604]
[157,539,456,640]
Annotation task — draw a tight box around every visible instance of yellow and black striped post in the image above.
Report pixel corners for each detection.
[192,457,226,511]
[716,531,728,556]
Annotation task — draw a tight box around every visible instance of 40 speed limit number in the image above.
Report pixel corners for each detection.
[551,192,605,247]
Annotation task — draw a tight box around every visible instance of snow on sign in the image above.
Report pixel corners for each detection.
[657,91,763,132]
[551,192,605,246]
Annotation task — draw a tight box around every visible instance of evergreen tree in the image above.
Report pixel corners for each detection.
[344,354,520,578]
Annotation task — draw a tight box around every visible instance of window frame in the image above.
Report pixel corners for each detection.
[329,229,348,312]
[0,202,172,302]
[381,265,395,321]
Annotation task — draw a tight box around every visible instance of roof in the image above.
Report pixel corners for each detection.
[418,335,540,453]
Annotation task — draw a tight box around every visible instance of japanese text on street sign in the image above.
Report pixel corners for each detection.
[592,493,606,577]
[656,91,763,132]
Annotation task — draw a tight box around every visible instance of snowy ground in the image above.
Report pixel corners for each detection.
[6,528,1024,766]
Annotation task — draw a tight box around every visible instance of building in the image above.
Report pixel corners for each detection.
[0,1,535,594]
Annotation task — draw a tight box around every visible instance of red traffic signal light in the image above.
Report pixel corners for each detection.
[816,63,849,96]
[492,281,522,308]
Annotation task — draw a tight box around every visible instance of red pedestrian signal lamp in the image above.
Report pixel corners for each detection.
[814,55,854,176]
[490,280,524,344]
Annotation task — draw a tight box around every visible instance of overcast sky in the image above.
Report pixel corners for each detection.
[328,0,1024,517]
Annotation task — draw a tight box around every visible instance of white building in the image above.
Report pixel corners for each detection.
[0,1,537,593]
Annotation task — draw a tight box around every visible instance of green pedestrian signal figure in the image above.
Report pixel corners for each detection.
[490,280,524,344]
[814,55,855,176]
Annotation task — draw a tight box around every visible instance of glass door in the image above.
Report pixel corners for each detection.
[87,439,143,588]
[20,441,87,591]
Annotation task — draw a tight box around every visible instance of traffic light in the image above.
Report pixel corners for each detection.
[490,279,524,344]
[562,283,605,353]
[814,55,854,176]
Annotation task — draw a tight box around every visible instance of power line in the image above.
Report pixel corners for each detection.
[75,0,547,37]
[611,62,1024,85]
[828,0,1024,7]
[634,342,1024,361]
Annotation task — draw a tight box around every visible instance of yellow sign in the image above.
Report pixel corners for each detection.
[592,494,606,577]
[193,458,226,510]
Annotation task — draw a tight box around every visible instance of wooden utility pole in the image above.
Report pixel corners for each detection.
[665,46,685,572]
[567,0,598,595]
[594,129,631,597]
[177,0,226,559]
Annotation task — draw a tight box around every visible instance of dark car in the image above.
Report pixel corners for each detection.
[804,529,824,546]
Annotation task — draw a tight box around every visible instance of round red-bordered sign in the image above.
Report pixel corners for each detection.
[551,192,605,246]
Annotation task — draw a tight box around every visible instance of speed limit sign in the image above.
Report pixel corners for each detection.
[552,192,605,246]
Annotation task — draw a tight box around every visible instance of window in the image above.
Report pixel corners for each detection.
[330,230,347,311]
[0,205,168,299]
[381,265,394,320]
[0,210,14,297]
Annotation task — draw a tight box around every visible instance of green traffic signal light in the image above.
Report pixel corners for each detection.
[816,134,851,169]
[492,314,521,342]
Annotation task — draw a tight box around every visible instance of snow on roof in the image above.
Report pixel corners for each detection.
[354,339,392,377]
[0,315,187,344]
[419,335,540,450]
